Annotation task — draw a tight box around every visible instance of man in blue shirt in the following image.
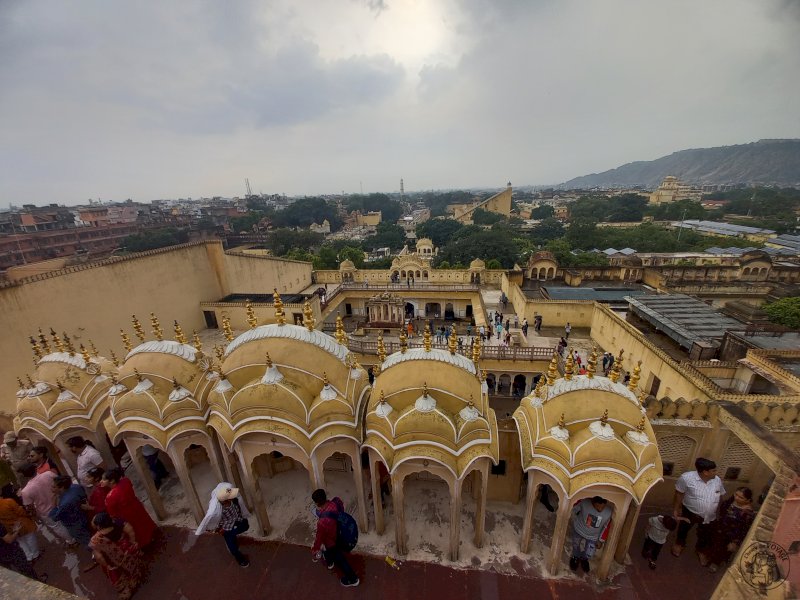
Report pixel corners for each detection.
[49,475,91,546]
[570,496,612,573]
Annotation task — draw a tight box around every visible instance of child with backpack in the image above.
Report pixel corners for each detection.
[311,489,359,587]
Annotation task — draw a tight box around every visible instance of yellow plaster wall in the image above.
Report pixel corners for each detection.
[222,252,312,295]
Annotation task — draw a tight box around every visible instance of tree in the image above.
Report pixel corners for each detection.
[486,259,502,269]
[764,298,800,330]
[416,219,464,247]
[123,228,189,252]
[272,197,342,231]
[471,207,504,225]
[645,198,705,221]
[338,245,366,268]
[313,245,339,270]
[283,248,315,263]
[565,218,601,249]
[530,204,554,219]
[344,193,403,224]
[363,222,406,251]
[531,217,565,242]
[266,229,324,256]
[436,229,519,268]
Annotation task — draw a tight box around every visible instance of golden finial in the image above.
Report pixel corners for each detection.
[109,349,119,367]
[564,348,574,381]
[372,361,381,376]
[303,300,315,331]
[335,313,347,345]
[535,375,547,399]
[64,333,76,355]
[586,346,597,379]
[423,325,432,352]
[131,315,145,342]
[16,377,25,389]
[38,329,51,354]
[120,329,133,353]
[174,320,187,344]
[546,352,559,385]
[639,388,648,407]
[377,333,386,363]
[172,377,181,390]
[600,409,609,425]
[472,334,481,365]
[221,315,234,342]
[558,413,566,428]
[378,390,386,404]
[192,330,203,353]
[150,313,163,341]
[25,374,35,388]
[50,328,64,352]
[448,325,457,355]
[322,372,329,386]
[246,300,258,329]
[273,289,286,325]
[628,360,642,391]
[399,330,408,353]
[481,369,487,382]
[422,382,428,397]
[637,414,647,432]
[55,379,65,392]
[110,373,118,385]
[88,339,99,356]
[79,344,91,364]
[133,368,143,382]
[29,336,43,360]
[265,352,273,368]
[609,349,624,383]
[214,345,225,361]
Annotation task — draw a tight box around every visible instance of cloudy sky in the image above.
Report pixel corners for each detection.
[1,0,799,205]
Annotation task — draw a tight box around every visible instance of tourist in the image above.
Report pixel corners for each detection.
[557,337,567,357]
[495,322,503,340]
[672,457,726,565]
[535,314,543,332]
[641,514,679,570]
[706,487,755,573]
[569,496,612,573]
[141,445,169,490]
[479,325,485,341]
[49,475,91,546]
[602,353,610,374]
[466,324,472,336]
[18,463,76,546]
[0,484,39,561]
[0,521,43,581]
[1,432,33,486]
[311,488,359,588]
[504,331,511,346]
[606,352,615,375]
[82,466,110,522]
[102,468,158,548]
[565,322,572,339]
[514,315,519,329]
[196,482,251,568]
[90,512,147,600]
[521,318,528,337]
[504,318,510,332]
[0,459,16,494]
[406,321,414,339]
[29,446,59,476]
[67,436,105,487]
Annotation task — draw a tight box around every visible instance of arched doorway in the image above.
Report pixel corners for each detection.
[322,452,359,516]
[425,303,441,318]
[254,452,314,544]
[183,444,217,511]
[402,470,450,558]
[498,374,511,395]
[512,374,527,397]
[405,302,415,318]
[486,373,497,394]
[444,303,455,320]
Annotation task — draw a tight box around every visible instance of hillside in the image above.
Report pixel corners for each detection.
[563,139,800,189]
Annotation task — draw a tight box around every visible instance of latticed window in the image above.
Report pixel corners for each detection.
[717,439,757,481]
[657,435,696,476]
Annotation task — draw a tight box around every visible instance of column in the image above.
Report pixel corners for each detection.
[126,442,167,521]
[598,498,630,581]
[449,478,462,562]
[393,474,407,555]
[614,499,641,564]
[473,463,489,548]
[204,439,227,483]
[88,430,116,470]
[236,448,271,535]
[169,447,204,525]
[548,500,573,575]
[368,450,385,534]
[520,474,538,552]
[350,445,369,533]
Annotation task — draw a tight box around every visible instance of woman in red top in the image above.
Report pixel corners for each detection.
[101,468,158,548]
[81,467,109,522]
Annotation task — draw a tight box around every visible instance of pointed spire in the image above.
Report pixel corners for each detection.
[586,346,598,379]
[29,336,43,360]
[637,414,646,432]
[221,315,234,342]
[246,300,258,329]
[63,333,76,356]
[192,330,203,353]
[150,313,163,341]
[133,368,143,382]
[265,352,273,368]
[546,352,559,385]
[399,330,408,353]
[131,315,145,342]
[25,374,35,388]
[423,324,432,352]
[448,325,457,355]
[609,349,624,383]
[472,334,481,365]
[535,374,547,399]
[335,313,347,345]
[628,360,642,391]
[322,372,329,386]
[303,300,315,331]
[422,382,428,397]
[377,333,386,363]
[79,344,91,364]
[639,388,648,407]
[120,330,133,353]
[50,328,64,352]
[214,345,225,361]
[172,377,181,390]
[55,379,65,392]
[564,348,574,380]
[273,289,286,325]
[174,320,187,344]
[379,390,386,404]
[600,409,609,425]
[38,328,51,354]
[109,349,119,367]
[558,413,566,428]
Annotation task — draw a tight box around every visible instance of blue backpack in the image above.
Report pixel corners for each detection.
[321,498,359,552]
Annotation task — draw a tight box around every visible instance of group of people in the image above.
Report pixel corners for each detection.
[0,432,160,599]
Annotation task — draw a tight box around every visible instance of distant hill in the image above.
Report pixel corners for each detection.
[562,139,800,189]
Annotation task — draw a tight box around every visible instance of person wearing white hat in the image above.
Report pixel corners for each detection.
[1,432,33,487]
[196,482,251,567]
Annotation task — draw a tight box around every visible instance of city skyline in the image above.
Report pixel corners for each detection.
[1,0,799,205]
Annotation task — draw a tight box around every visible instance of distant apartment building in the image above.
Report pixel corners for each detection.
[648,176,702,205]
[355,211,382,227]
[670,219,777,243]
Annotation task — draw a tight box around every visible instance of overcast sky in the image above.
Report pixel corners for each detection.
[1,0,799,205]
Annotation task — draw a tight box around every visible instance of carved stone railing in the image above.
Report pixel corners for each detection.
[345,338,554,361]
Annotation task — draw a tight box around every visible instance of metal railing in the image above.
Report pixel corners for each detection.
[344,338,554,360]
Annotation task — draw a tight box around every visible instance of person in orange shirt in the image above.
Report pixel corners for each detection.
[0,485,39,561]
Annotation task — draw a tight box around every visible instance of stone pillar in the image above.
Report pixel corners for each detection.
[393,474,407,555]
[204,439,227,483]
[236,448,271,535]
[350,444,368,532]
[87,429,116,469]
[520,474,538,552]
[614,499,641,564]
[598,499,630,581]
[548,499,573,575]
[169,447,204,525]
[126,442,167,521]
[473,463,489,548]
[368,450,385,534]
[449,478,462,562]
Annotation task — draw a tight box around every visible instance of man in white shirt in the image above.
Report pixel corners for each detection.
[672,457,726,565]
[66,436,105,486]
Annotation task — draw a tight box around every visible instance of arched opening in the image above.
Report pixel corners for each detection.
[322,452,358,515]
[444,303,455,320]
[402,470,450,557]
[497,374,512,396]
[253,452,313,544]
[391,270,399,283]
[539,267,546,280]
[416,270,421,279]
[183,444,217,513]
[425,303,441,318]
[532,480,559,549]
[405,302,415,318]
[547,267,555,278]
[742,267,751,277]
[401,270,406,279]
[422,270,428,280]
[486,373,497,394]
[512,374,527,397]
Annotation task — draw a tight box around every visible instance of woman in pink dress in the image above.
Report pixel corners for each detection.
[101,468,158,548]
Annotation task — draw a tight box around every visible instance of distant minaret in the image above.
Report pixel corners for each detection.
[400,178,405,200]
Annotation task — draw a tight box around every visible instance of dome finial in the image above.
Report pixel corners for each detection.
[133,368,143,382]
[423,325,432,352]
[150,313,163,341]
[55,379,65,392]
[50,328,64,352]
[265,352,273,368]
[335,313,347,345]
[564,348,574,380]
[535,375,546,399]
[25,374,35,388]
[246,300,258,329]
[422,382,428,397]
[586,346,598,379]
[448,325,457,355]
[62,332,76,356]
[37,329,51,354]
[16,376,25,389]
[174,320,187,344]
[88,339,99,357]
[558,413,566,428]
[472,334,481,366]
[546,352,559,385]
[303,300,315,331]
[221,314,234,342]
[109,349,119,367]
[399,330,408,353]
[637,414,646,432]
[29,336,42,360]
[377,332,387,363]
[600,409,609,425]
[379,390,386,404]
[131,315,145,342]
[120,329,133,353]
[79,344,91,364]
[192,330,203,353]
[638,388,648,407]
[214,345,225,361]
[628,360,642,391]
[273,289,286,325]
[609,349,624,383]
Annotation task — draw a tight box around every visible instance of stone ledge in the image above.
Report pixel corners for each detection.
[0,567,78,599]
